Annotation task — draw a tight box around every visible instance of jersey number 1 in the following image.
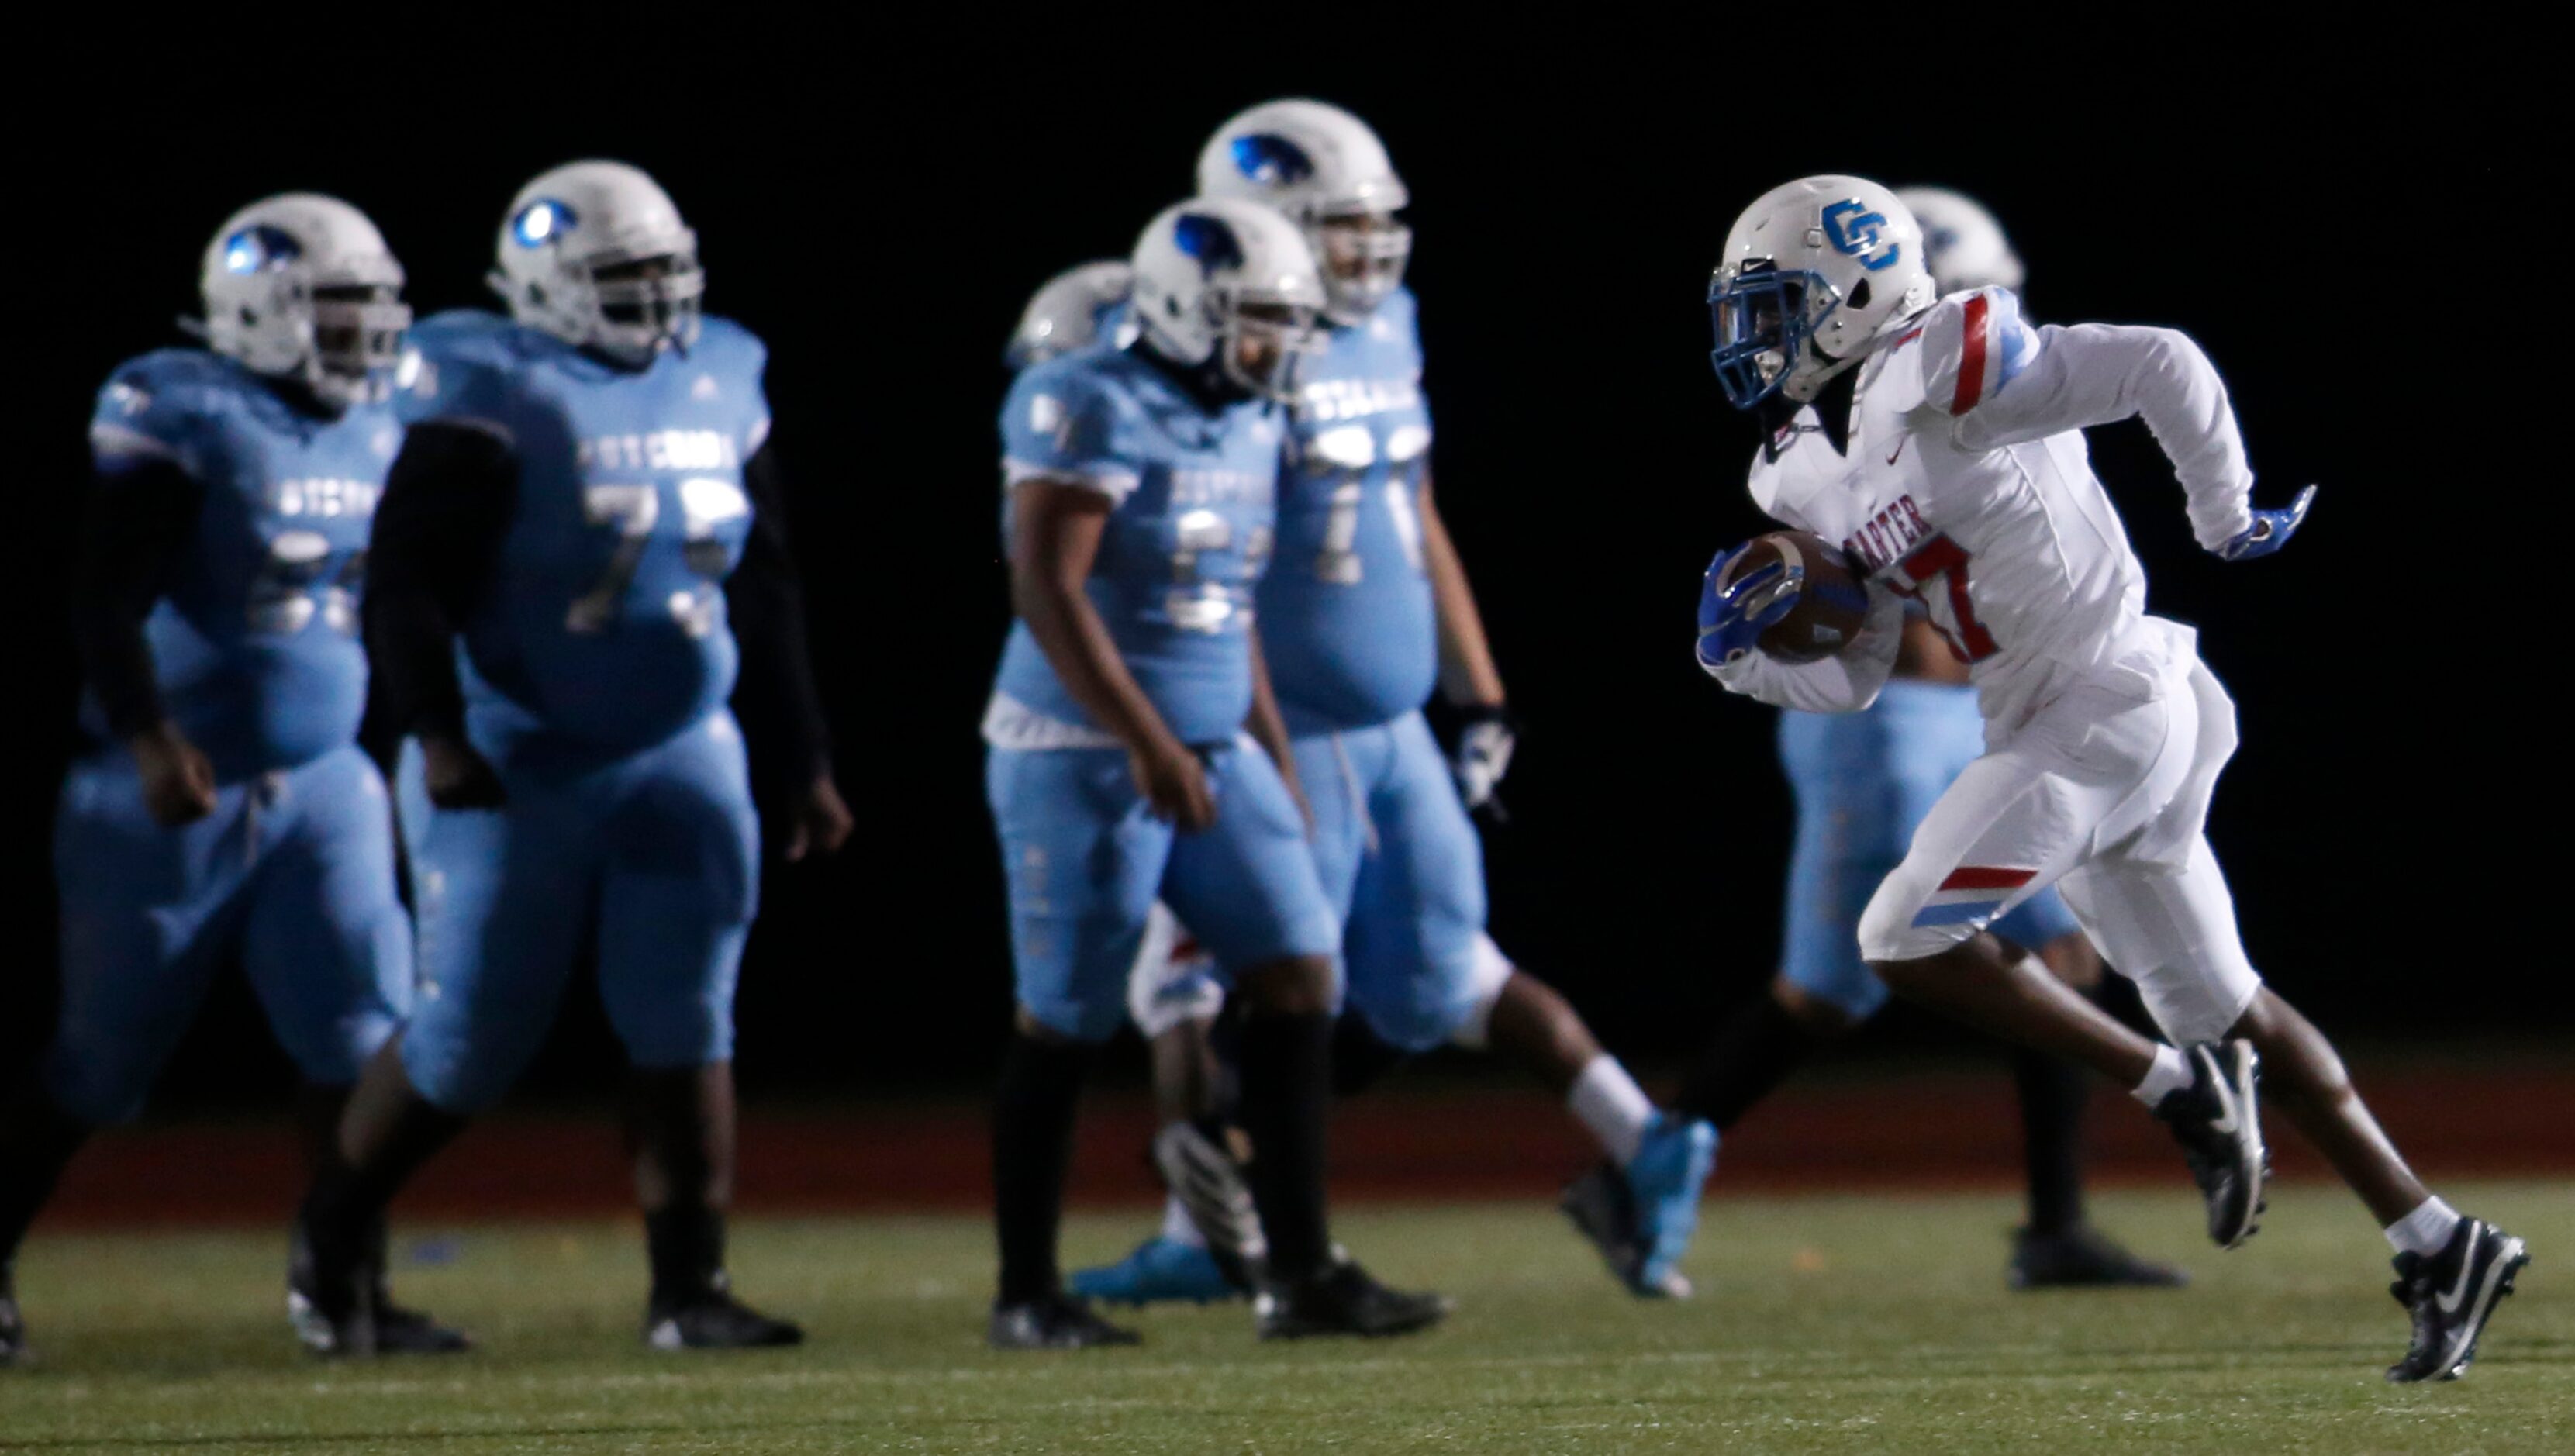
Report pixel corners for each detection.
[1895,534,1998,663]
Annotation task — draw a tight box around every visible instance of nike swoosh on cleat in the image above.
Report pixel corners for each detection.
[2436,1224,2489,1316]
[2436,1239,2521,1376]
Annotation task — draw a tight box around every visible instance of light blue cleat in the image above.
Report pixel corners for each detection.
[1627,1115,1718,1298]
[1068,1237,1242,1307]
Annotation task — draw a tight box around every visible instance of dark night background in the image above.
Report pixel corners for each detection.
[12,29,2548,1116]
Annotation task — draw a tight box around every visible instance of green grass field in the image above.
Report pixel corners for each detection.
[3,1181,2565,1454]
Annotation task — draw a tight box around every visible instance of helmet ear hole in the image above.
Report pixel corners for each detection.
[240,306,257,326]
[528,283,547,306]
[1848,280,1872,311]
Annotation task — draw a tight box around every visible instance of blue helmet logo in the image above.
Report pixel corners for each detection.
[1821,199,1900,273]
[1172,213,1245,277]
[509,198,578,248]
[221,224,302,274]
[1231,133,1315,187]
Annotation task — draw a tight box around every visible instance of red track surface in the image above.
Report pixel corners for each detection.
[40,1061,2573,1228]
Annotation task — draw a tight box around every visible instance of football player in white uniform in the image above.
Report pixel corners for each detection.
[1695,175,2527,1383]
[1674,187,2178,1291]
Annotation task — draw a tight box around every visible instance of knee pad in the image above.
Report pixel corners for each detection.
[1856,864,1980,964]
[1444,936,1517,1051]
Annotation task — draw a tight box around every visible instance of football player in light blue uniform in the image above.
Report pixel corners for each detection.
[1669,186,2180,1291]
[292,162,850,1356]
[1,196,456,1367]
[1072,102,1716,1309]
[985,198,1448,1348]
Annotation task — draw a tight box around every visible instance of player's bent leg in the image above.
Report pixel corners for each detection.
[10,764,257,1364]
[984,747,1158,1350]
[244,749,466,1355]
[1165,740,1443,1340]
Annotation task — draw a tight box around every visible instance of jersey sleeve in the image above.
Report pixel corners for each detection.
[999,365,1141,505]
[394,316,521,444]
[88,357,208,480]
[697,315,774,461]
[1700,585,1904,713]
[1931,295,2258,551]
[1916,287,2042,419]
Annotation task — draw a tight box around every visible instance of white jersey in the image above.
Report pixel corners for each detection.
[1712,287,2259,734]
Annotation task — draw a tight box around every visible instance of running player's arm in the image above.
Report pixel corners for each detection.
[1930,289,2256,551]
[1007,478,1215,829]
[727,436,851,860]
[1701,587,1904,713]
[1699,500,1904,714]
[1419,476,1506,709]
[70,443,215,825]
[365,422,516,806]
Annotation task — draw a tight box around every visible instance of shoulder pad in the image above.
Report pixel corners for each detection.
[692,314,768,371]
[89,349,236,465]
[1914,287,2038,417]
[396,311,525,430]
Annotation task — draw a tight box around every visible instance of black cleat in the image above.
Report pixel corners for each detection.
[2387,1217,2530,1383]
[2009,1223,2189,1290]
[987,1292,1141,1350]
[288,1214,471,1357]
[2152,1040,2266,1250]
[646,1280,805,1351]
[2,1264,25,1368]
[376,1301,471,1354]
[1255,1259,1450,1340]
[288,1213,380,1358]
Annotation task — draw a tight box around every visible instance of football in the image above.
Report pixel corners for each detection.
[1716,530,1870,663]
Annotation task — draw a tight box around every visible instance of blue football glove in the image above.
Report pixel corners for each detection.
[1695,541,1804,669]
[2217,485,2317,562]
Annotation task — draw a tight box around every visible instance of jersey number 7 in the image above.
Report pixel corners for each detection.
[568,478,747,637]
[1894,534,1997,663]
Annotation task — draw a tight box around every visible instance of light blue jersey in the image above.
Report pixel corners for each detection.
[1262,288,1437,733]
[990,347,1286,747]
[55,350,409,1124]
[85,350,395,779]
[397,310,768,754]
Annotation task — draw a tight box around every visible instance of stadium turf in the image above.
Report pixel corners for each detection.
[3,1182,2566,1453]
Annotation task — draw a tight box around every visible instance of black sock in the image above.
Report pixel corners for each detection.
[299,1093,466,1280]
[2012,1047,2090,1237]
[992,1033,1087,1307]
[1235,1010,1333,1283]
[0,1097,91,1268]
[1676,995,1825,1130]
[645,1205,727,1305]
[1330,1012,1411,1098]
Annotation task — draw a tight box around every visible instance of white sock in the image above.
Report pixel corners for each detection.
[1158,1192,1205,1250]
[2385,1196,2463,1257]
[2130,1044,2191,1107]
[1568,1054,1654,1168]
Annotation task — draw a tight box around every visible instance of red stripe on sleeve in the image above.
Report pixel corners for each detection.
[1938,864,2035,892]
[1951,293,1990,415]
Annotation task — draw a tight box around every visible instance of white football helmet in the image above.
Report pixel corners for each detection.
[1005,260,1137,369]
[1129,198,1327,402]
[1895,186,2024,297]
[1196,99,1409,325]
[488,160,702,365]
[195,194,409,411]
[1707,174,1935,409]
